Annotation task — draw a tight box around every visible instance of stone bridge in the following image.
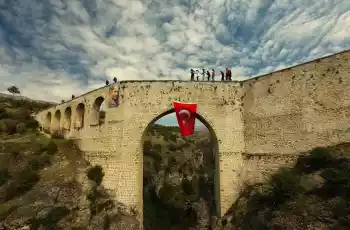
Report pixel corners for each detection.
[35,50,350,224]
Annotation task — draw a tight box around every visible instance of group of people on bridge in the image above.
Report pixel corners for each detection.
[190,68,232,81]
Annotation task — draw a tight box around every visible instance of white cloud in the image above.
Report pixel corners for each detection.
[0,0,349,102]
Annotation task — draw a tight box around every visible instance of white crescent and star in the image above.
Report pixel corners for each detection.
[179,109,191,124]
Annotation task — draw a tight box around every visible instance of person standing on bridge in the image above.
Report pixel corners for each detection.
[225,68,229,81]
[190,69,195,81]
[196,70,200,81]
[220,70,225,81]
[206,70,210,81]
[228,69,232,81]
[211,69,215,81]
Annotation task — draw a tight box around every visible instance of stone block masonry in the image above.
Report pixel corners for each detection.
[35,50,350,227]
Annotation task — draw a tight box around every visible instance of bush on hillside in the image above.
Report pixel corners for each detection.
[1,168,40,202]
[9,108,31,121]
[0,200,20,221]
[0,118,37,135]
[296,147,334,173]
[0,169,10,187]
[269,168,303,204]
[0,120,6,133]
[0,119,19,135]
[28,155,51,171]
[46,141,58,155]
[321,165,350,197]
[25,120,39,130]
[87,165,105,185]
[16,123,26,134]
[0,108,9,119]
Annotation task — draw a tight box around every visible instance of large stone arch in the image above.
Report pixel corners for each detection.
[64,107,72,130]
[75,103,85,129]
[53,110,61,131]
[44,112,52,131]
[91,96,105,125]
[140,108,221,220]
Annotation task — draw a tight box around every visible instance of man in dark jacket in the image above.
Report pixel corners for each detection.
[220,71,225,81]
[206,71,210,81]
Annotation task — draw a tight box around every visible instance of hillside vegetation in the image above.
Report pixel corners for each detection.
[0,95,139,229]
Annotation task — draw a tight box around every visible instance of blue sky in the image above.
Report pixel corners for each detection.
[0,0,349,103]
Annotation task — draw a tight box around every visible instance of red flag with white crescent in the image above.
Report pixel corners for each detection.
[173,101,197,136]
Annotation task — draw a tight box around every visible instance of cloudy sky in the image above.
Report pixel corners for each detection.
[0,0,349,103]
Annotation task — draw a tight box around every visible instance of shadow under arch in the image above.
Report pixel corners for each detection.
[140,108,221,221]
[45,112,52,129]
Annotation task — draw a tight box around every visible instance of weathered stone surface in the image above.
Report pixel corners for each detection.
[35,50,350,226]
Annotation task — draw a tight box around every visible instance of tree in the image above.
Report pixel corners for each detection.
[7,86,20,96]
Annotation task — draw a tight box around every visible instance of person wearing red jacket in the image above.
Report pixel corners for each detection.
[225,68,229,81]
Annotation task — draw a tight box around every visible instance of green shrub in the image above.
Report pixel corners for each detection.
[16,123,26,134]
[296,147,334,173]
[29,206,70,229]
[321,165,350,197]
[33,144,47,155]
[0,120,6,133]
[0,199,20,221]
[28,155,51,171]
[4,168,40,201]
[153,144,162,153]
[87,165,105,185]
[1,119,19,134]
[10,108,30,120]
[0,168,10,186]
[0,108,9,119]
[25,120,39,130]
[169,134,178,142]
[46,141,58,155]
[269,168,302,203]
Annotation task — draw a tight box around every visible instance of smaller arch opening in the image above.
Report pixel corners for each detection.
[44,112,52,133]
[53,110,61,131]
[91,96,106,125]
[75,103,85,129]
[64,107,72,130]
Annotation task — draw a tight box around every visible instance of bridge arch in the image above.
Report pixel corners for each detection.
[44,112,52,132]
[91,96,105,125]
[75,103,85,129]
[53,110,61,131]
[140,108,221,226]
[64,107,72,130]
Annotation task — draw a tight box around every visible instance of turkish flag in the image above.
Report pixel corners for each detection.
[173,101,197,136]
